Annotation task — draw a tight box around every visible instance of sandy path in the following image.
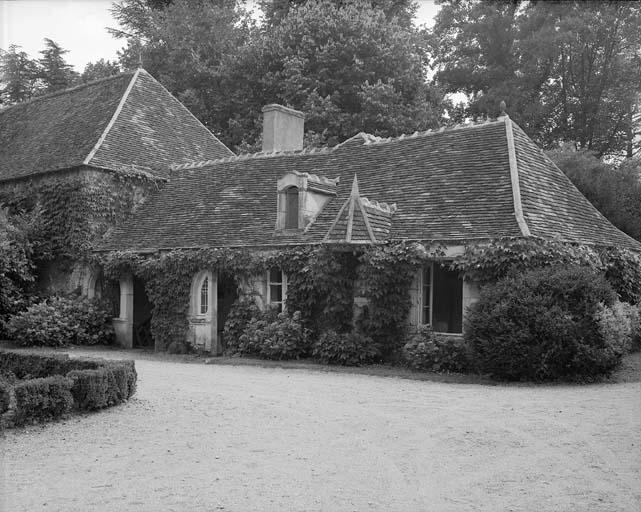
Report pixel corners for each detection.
[1,351,640,512]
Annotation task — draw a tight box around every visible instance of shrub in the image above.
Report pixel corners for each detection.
[0,351,137,420]
[235,310,309,360]
[402,327,470,373]
[312,330,380,366]
[0,374,13,414]
[6,296,114,347]
[223,295,262,352]
[465,266,622,381]
[0,351,100,378]
[595,301,639,355]
[13,376,74,426]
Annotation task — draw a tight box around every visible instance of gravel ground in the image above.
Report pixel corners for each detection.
[2,349,640,512]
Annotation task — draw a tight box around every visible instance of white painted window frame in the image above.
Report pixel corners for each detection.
[192,270,213,319]
[266,269,287,312]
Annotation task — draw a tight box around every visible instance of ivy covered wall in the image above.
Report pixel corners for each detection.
[0,167,163,294]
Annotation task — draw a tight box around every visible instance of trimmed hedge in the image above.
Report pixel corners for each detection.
[13,376,74,426]
[0,350,137,427]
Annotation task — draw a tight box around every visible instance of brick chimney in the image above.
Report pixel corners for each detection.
[262,104,305,153]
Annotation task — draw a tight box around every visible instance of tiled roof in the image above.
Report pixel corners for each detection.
[0,69,232,182]
[99,117,641,252]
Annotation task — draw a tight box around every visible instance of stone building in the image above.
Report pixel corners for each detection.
[0,68,231,306]
[2,70,639,353]
[98,102,641,352]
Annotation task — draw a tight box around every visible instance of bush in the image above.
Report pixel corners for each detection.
[595,301,639,355]
[235,310,309,360]
[402,327,470,373]
[465,266,622,381]
[13,376,74,426]
[0,375,12,414]
[0,351,137,422]
[6,296,114,347]
[312,330,380,366]
[223,295,261,352]
[0,351,100,378]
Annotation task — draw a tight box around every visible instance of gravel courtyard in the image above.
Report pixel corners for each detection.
[2,351,640,512]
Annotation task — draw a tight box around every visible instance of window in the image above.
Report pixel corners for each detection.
[284,186,299,229]
[267,268,287,312]
[420,263,463,333]
[200,276,209,314]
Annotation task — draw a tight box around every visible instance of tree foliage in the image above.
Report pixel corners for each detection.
[430,0,641,157]
[37,38,79,93]
[110,0,443,151]
[80,59,121,83]
[548,148,641,241]
[0,45,40,105]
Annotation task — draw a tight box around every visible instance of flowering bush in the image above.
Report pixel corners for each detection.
[6,296,114,347]
[233,309,310,360]
[402,327,470,373]
[312,330,380,366]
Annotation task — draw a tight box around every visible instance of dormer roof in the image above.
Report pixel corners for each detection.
[324,175,395,243]
[0,69,232,182]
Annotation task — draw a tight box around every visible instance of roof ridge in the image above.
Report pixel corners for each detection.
[83,69,141,166]
[170,118,506,171]
[503,116,531,237]
[136,69,234,157]
[0,71,136,115]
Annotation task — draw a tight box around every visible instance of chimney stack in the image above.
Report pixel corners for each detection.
[262,104,305,153]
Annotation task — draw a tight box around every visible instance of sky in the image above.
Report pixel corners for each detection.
[0,0,440,71]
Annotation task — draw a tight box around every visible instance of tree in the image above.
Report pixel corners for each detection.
[110,0,443,151]
[0,45,40,105]
[110,0,251,144]
[80,59,121,83]
[548,148,641,241]
[38,38,78,93]
[430,1,641,158]
[260,0,418,28]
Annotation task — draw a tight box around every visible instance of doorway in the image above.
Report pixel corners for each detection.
[133,277,154,348]
[217,275,238,352]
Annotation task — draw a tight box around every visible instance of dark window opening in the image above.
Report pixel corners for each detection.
[431,264,463,334]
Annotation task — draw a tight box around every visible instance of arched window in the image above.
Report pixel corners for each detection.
[284,186,299,229]
[200,276,209,314]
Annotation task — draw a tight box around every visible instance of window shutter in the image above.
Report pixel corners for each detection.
[408,269,421,327]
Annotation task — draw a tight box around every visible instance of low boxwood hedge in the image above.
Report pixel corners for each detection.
[0,350,137,427]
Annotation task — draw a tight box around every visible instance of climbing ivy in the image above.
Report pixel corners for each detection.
[450,237,641,303]
[356,241,445,357]
[94,237,641,355]
[0,171,160,262]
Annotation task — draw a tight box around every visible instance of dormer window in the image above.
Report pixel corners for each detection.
[276,171,339,232]
[285,186,299,229]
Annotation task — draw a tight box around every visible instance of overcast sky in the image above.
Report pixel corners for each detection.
[1,0,440,71]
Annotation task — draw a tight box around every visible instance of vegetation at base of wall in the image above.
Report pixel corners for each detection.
[312,330,380,366]
[231,310,311,361]
[6,296,114,347]
[464,266,626,381]
[451,237,641,303]
[222,295,262,352]
[402,327,470,373]
[0,351,137,427]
